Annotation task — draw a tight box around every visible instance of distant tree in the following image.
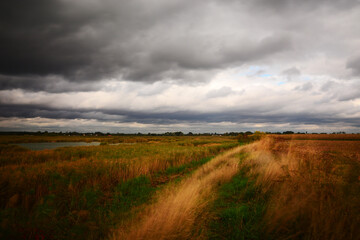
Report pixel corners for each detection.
[283,131,294,134]
[252,131,266,140]
[237,131,265,143]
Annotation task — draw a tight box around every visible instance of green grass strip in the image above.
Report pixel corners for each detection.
[207,155,269,240]
[164,156,212,175]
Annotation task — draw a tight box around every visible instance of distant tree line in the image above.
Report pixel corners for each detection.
[0,130,354,136]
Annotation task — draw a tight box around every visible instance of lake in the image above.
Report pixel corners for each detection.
[16,142,101,150]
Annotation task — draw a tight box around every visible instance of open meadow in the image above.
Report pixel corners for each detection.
[0,135,238,239]
[0,134,359,239]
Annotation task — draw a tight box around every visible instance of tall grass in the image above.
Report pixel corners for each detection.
[0,136,238,239]
[112,146,243,240]
[243,136,360,240]
[207,152,269,240]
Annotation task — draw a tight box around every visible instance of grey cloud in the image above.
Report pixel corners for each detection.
[223,35,292,64]
[0,0,108,79]
[0,0,294,92]
[282,67,301,76]
[0,0,180,83]
[337,85,360,101]
[294,82,313,91]
[1,103,360,128]
[0,75,103,93]
[320,81,337,92]
[338,92,360,101]
[1,0,356,92]
[124,34,292,82]
[247,0,359,13]
[1,0,211,83]
[319,80,360,101]
[251,70,266,77]
[136,82,171,96]
[206,87,235,98]
[1,0,360,133]
[282,67,301,81]
[346,56,360,76]
[151,35,292,70]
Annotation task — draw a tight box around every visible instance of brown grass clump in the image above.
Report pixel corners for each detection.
[243,136,360,240]
[111,146,243,240]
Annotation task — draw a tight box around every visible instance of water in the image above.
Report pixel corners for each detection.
[16,142,101,151]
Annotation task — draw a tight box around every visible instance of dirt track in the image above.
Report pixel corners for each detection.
[111,146,243,240]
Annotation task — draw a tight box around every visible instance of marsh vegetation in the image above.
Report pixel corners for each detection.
[0,135,237,239]
[0,134,359,239]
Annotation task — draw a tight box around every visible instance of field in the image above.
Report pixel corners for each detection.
[240,134,360,240]
[0,134,359,239]
[0,135,238,239]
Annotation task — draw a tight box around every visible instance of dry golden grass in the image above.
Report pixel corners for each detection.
[0,136,239,239]
[111,146,244,240]
[0,138,237,209]
[243,136,360,240]
[269,133,360,141]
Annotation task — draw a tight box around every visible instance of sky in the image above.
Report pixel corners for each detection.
[1,0,360,133]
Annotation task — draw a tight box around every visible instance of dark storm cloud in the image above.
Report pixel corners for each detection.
[0,75,103,92]
[150,35,291,70]
[1,0,360,132]
[1,0,356,91]
[0,0,209,84]
[0,0,295,91]
[1,103,360,128]
[0,0,107,78]
[126,34,292,82]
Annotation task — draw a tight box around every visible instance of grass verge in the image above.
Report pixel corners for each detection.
[207,152,269,240]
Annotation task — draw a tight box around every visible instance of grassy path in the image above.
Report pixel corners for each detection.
[111,146,244,240]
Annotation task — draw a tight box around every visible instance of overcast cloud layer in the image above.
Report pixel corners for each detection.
[1,0,360,133]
